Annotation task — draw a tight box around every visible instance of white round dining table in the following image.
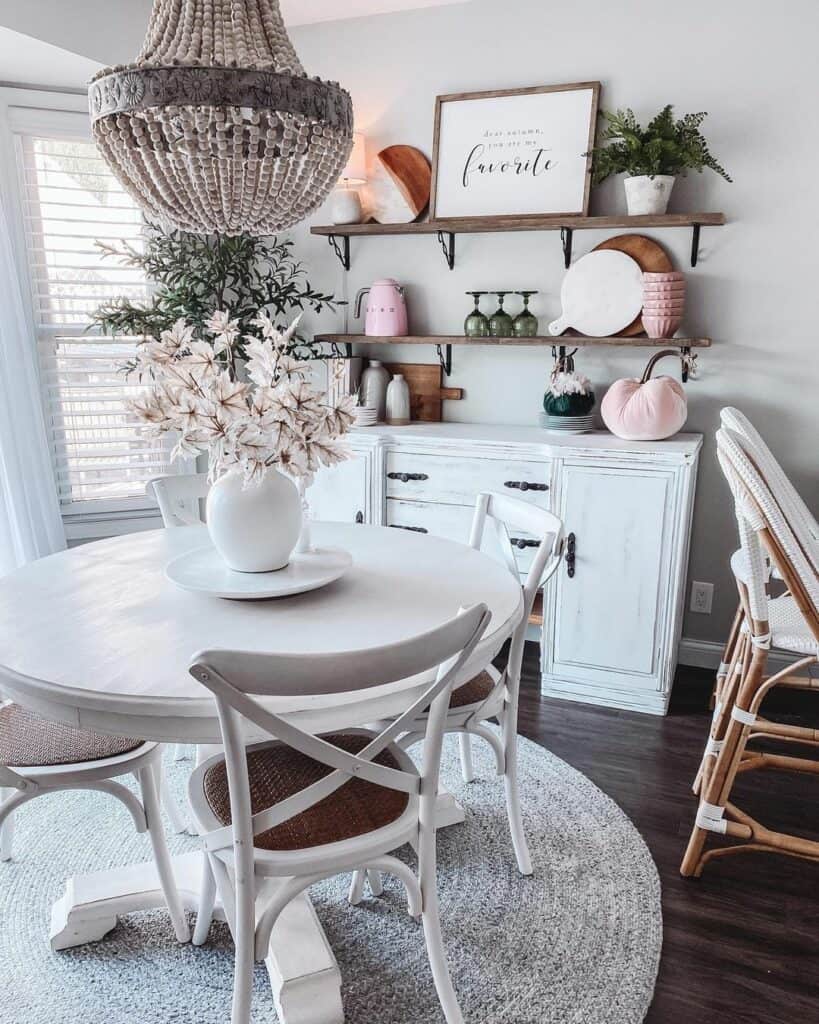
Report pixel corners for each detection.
[0,522,523,1024]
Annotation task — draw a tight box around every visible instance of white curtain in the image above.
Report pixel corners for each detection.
[0,193,65,575]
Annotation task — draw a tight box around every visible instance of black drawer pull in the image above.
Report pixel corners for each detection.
[504,480,548,493]
[509,537,540,550]
[389,524,429,534]
[387,472,429,483]
[566,532,576,578]
[355,511,364,524]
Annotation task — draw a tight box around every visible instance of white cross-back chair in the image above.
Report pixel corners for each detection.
[693,408,819,793]
[352,492,563,903]
[147,473,211,777]
[681,424,818,878]
[0,694,189,943]
[147,472,210,528]
[187,603,491,1024]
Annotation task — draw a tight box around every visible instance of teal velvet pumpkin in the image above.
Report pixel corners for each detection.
[543,389,596,416]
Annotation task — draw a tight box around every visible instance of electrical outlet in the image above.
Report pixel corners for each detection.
[690,581,714,615]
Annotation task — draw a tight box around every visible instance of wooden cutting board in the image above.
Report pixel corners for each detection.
[593,234,674,336]
[383,361,463,422]
[366,145,432,224]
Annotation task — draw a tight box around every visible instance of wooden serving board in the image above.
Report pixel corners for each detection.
[383,361,463,422]
[593,234,674,336]
[366,145,432,224]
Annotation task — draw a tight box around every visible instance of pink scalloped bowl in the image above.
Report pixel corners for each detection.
[643,284,686,294]
[643,301,685,312]
[643,313,683,339]
[642,271,686,282]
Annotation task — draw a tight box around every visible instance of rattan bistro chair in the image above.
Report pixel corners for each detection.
[692,409,819,795]
[187,604,491,1024]
[681,426,819,878]
[0,700,189,943]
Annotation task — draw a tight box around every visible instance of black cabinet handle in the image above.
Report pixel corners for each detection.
[504,480,548,493]
[355,511,364,524]
[509,537,540,550]
[566,532,576,578]
[387,472,429,483]
[389,524,428,534]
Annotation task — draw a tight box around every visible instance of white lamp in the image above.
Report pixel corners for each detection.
[331,131,367,225]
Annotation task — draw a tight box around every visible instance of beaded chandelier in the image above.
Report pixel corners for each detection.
[89,0,354,236]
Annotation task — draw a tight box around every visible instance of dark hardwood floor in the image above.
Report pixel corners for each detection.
[517,645,819,1024]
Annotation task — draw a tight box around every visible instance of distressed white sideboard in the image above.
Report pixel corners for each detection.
[309,423,702,715]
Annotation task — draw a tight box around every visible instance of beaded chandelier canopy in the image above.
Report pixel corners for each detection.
[89,0,354,236]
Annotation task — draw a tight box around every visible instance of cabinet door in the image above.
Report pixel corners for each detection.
[309,453,368,524]
[545,462,674,703]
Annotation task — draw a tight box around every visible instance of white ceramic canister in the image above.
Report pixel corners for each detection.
[360,359,391,421]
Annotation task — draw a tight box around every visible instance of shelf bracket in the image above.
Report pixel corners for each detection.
[690,224,702,267]
[328,234,351,271]
[681,346,698,383]
[435,343,453,377]
[437,231,456,270]
[560,227,574,269]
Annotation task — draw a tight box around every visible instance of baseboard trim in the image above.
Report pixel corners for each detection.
[679,637,799,675]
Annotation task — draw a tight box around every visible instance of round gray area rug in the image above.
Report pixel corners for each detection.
[0,734,661,1024]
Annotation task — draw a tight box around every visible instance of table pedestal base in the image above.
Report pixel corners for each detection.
[49,791,464,1023]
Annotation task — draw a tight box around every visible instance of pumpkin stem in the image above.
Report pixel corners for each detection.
[640,349,682,384]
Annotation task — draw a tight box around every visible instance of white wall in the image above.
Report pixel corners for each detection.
[286,0,819,646]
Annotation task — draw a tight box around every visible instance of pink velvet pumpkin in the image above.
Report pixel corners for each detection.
[601,350,688,441]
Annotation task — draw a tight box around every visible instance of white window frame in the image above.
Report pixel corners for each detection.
[0,87,179,540]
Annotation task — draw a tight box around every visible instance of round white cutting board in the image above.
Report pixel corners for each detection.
[549,249,643,337]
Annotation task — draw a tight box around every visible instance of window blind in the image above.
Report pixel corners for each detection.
[16,133,173,510]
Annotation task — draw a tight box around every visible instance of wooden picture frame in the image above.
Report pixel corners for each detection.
[430,82,600,224]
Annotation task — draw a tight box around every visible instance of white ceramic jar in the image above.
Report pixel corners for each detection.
[386,373,411,425]
[360,360,391,421]
[206,467,302,572]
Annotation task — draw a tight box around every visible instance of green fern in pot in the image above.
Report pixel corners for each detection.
[586,105,731,215]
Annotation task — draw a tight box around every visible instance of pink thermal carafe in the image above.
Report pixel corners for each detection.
[354,279,408,337]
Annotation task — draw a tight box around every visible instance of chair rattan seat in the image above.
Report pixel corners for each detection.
[449,670,496,709]
[0,703,144,768]
[768,594,819,655]
[202,733,410,852]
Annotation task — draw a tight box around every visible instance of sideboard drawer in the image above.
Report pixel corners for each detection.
[385,451,551,508]
[386,498,538,574]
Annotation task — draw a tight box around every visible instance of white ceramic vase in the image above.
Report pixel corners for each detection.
[330,186,363,225]
[623,174,675,215]
[386,373,410,425]
[206,467,302,573]
[360,359,391,421]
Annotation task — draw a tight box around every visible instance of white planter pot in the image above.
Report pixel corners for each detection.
[206,467,302,573]
[623,175,675,215]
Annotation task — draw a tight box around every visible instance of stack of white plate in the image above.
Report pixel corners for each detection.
[538,412,596,434]
[354,405,379,427]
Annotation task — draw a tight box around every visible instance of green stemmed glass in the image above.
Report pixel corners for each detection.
[513,291,539,337]
[489,291,514,337]
[464,291,490,337]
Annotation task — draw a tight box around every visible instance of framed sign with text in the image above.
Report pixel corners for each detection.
[430,82,600,222]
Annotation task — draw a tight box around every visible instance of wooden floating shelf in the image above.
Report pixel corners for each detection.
[311,212,725,237]
[312,212,726,270]
[316,334,712,349]
[317,334,710,382]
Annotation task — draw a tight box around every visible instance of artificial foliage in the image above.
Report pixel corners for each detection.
[587,106,732,186]
[543,365,596,417]
[90,229,339,362]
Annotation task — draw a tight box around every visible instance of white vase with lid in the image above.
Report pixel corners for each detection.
[386,373,411,425]
[360,360,390,421]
